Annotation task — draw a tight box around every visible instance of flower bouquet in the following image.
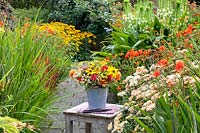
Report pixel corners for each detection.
[69,60,121,88]
[69,60,121,109]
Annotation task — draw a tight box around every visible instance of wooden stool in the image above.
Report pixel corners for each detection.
[63,102,122,133]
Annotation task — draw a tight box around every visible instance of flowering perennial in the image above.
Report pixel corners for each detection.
[113,51,200,132]
[37,22,96,50]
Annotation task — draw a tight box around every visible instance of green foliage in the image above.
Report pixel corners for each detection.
[0,116,34,133]
[101,0,192,54]
[10,0,45,9]
[46,0,116,39]
[13,7,49,22]
[136,88,200,133]
[0,23,71,130]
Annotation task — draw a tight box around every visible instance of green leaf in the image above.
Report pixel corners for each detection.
[112,31,129,46]
[178,96,200,123]
[132,40,145,49]
[90,51,112,58]
[133,116,153,133]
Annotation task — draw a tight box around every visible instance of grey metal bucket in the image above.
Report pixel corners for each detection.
[86,87,108,110]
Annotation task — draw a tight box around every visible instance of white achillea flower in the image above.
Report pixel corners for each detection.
[191,61,199,69]
[166,74,180,87]
[135,66,148,75]
[131,89,142,97]
[129,79,139,87]
[117,91,126,97]
[183,76,196,85]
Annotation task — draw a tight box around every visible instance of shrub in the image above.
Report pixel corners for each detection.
[45,0,118,43]
[10,0,45,9]
[13,7,49,22]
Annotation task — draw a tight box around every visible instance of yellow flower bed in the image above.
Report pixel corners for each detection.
[21,22,96,56]
[37,22,96,53]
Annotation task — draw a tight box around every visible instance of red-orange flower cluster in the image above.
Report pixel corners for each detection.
[176,24,195,37]
[0,20,4,27]
[175,60,184,72]
[125,49,151,59]
[158,45,165,51]
[156,59,168,67]
[153,70,160,78]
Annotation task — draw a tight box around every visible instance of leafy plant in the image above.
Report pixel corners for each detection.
[45,0,117,42]
[10,0,45,9]
[0,116,35,133]
[134,87,200,133]
[112,21,200,132]
[100,0,193,54]
[13,7,49,22]
[0,22,71,130]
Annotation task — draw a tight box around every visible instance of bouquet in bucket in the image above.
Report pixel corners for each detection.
[69,60,121,88]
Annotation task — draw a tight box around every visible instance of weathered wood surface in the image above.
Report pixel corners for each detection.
[64,102,122,133]
[64,102,122,119]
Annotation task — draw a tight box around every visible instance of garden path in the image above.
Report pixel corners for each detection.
[46,78,113,133]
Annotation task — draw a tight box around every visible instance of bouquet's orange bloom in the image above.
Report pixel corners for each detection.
[69,69,75,77]
[116,72,121,81]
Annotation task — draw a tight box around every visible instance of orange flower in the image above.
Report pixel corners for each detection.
[176,31,182,37]
[189,44,193,49]
[115,72,121,81]
[138,49,143,55]
[175,60,184,72]
[143,49,151,56]
[116,86,122,91]
[158,45,165,51]
[153,70,160,78]
[24,23,29,28]
[183,24,193,36]
[156,59,168,67]
[0,20,4,27]
[69,69,75,77]
[47,27,54,34]
[100,79,107,87]
[104,57,110,62]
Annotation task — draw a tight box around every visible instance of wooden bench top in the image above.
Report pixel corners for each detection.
[63,102,122,119]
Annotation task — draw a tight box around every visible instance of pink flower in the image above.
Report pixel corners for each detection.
[91,74,97,81]
[101,65,108,71]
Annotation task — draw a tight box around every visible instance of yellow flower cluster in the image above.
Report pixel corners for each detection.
[36,22,96,52]
[69,60,121,88]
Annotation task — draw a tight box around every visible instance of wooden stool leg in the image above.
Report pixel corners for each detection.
[85,122,91,133]
[65,115,73,133]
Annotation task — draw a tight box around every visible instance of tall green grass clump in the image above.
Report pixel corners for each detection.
[0,22,70,131]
